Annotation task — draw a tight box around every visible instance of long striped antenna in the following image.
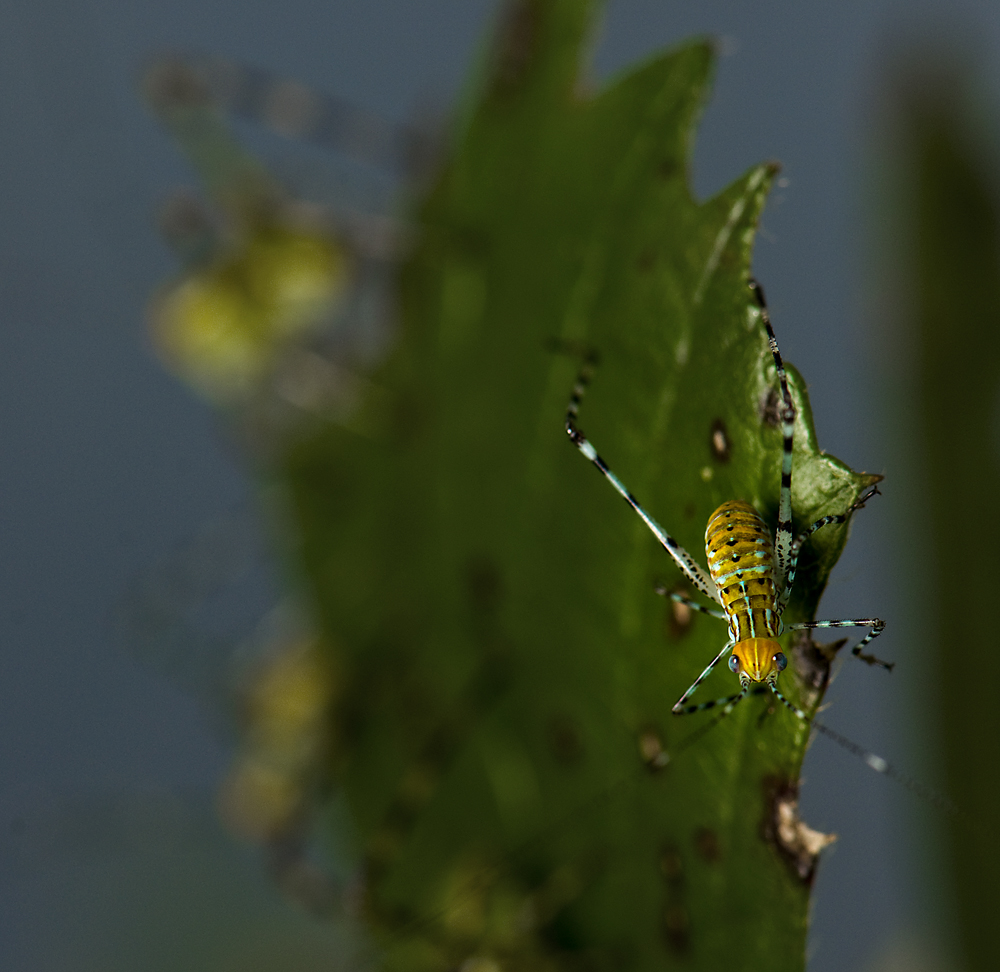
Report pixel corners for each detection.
[664,658,963,825]
[762,680,965,824]
[808,719,962,820]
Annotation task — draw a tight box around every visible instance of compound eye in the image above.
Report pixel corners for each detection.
[728,654,740,674]
[773,651,787,672]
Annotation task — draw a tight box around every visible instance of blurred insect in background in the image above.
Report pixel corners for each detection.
[132,55,441,915]
[142,53,435,436]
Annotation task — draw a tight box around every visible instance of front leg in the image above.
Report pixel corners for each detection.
[671,640,734,713]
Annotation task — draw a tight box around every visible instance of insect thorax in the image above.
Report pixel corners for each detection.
[705,500,780,644]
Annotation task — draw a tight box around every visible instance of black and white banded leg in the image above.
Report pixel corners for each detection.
[654,586,726,621]
[674,681,772,717]
[786,618,892,671]
[750,278,797,591]
[564,350,720,603]
[777,484,881,611]
[671,641,736,713]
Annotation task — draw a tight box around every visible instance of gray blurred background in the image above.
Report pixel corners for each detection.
[2,1,997,969]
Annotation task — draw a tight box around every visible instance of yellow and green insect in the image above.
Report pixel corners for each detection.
[566,277,893,726]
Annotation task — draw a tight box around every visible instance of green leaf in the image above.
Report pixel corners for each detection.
[147,5,878,971]
[276,5,876,972]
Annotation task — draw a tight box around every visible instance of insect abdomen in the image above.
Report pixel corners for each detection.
[705,500,779,641]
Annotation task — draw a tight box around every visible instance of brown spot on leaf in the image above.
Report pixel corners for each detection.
[658,157,679,180]
[661,902,691,955]
[669,597,692,638]
[762,778,836,884]
[636,248,656,272]
[760,387,782,428]
[791,630,847,709]
[659,842,684,888]
[638,725,670,772]
[658,584,694,639]
[693,826,721,864]
[547,714,584,765]
[466,556,503,615]
[710,419,731,462]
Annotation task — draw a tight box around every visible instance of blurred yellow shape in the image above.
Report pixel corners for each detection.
[219,637,338,843]
[153,224,348,401]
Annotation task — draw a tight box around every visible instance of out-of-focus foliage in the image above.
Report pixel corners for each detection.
[143,54,402,432]
[153,222,348,399]
[892,64,1000,972]
[146,2,881,970]
[144,56,348,400]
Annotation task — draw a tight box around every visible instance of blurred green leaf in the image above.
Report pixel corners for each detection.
[270,3,875,970]
[894,64,1000,972]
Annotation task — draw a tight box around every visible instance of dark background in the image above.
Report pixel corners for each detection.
[2,1,996,969]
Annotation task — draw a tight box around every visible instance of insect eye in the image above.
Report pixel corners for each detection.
[773,651,787,672]
[728,655,740,673]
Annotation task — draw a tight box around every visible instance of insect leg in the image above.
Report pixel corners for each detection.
[674,682,771,718]
[653,585,727,621]
[671,641,734,712]
[750,278,797,592]
[777,484,881,611]
[564,350,719,603]
[766,681,809,721]
[786,618,892,671]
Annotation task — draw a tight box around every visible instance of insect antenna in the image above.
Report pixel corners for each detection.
[808,719,965,823]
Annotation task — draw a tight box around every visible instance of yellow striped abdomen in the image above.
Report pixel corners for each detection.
[705,501,781,666]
